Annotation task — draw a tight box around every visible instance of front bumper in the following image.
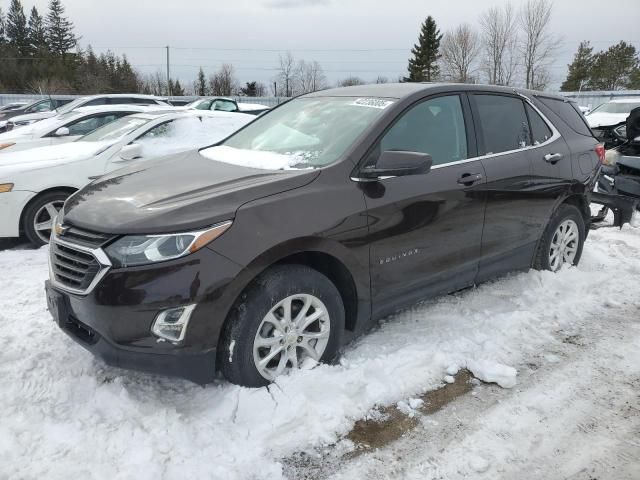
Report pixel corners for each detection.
[46,240,244,384]
[0,190,35,238]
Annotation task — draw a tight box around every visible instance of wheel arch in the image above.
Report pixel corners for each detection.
[213,237,367,361]
[19,186,78,233]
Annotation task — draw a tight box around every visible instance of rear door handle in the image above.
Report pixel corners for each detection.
[457,173,483,185]
[544,153,564,164]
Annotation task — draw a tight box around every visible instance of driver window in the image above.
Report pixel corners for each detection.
[379,95,468,166]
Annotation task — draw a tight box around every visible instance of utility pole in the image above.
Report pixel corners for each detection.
[166,45,171,97]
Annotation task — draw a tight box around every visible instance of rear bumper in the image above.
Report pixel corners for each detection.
[0,190,35,238]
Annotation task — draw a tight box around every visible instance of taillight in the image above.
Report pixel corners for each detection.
[595,143,605,164]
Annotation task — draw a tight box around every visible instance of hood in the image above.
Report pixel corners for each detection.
[586,112,628,128]
[63,149,320,234]
[9,111,56,123]
[0,141,111,178]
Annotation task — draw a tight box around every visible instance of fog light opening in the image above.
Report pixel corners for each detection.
[151,304,196,343]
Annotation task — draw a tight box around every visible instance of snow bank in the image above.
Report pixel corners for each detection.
[0,215,639,478]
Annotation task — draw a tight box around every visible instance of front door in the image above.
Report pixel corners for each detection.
[361,94,487,318]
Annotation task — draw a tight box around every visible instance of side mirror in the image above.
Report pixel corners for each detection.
[358,150,432,181]
[54,127,70,137]
[119,143,143,161]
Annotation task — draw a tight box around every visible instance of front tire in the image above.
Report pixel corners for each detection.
[533,204,586,272]
[23,191,69,247]
[220,264,345,387]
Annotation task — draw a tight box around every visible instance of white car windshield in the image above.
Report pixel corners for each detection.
[80,116,151,142]
[201,97,394,169]
[590,102,640,114]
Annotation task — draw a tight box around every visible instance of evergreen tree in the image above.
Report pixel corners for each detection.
[589,41,639,90]
[196,67,207,96]
[27,7,48,52]
[46,0,76,56]
[406,15,442,82]
[241,81,258,96]
[560,41,593,91]
[172,79,185,96]
[6,0,29,56]
[0,8,6,44]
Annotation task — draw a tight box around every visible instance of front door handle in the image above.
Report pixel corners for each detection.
[544,153,564,164]
[457,173,483,186]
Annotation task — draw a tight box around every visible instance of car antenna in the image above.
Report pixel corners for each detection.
[43,87,58,113]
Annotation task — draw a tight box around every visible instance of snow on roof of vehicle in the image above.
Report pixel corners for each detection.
[607,98,640,103]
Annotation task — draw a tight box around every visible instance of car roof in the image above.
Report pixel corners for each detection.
[607,98,640,103]
[303,82,569,102]
[71,105,174,115]
[127,109,233,121]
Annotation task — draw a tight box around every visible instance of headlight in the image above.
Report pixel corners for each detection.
[0,183,14,193]
[13,120,36,127]
[613,124,627,139]
[104,221,232,267]
[0,143,15,151]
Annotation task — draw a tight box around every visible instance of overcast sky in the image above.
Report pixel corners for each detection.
[19,0,640,92]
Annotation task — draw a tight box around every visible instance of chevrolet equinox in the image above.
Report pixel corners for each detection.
[45,84,603,387]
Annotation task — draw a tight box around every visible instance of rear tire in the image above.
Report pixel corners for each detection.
[533,204,585,271]
[220,264,345,387]
[23,191,69,247]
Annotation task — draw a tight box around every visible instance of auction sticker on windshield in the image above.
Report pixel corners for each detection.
[352,98,394,109]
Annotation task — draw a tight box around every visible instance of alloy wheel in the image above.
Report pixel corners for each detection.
[252,294,331,381]
[549,219,579,271]
[33,200,64,244]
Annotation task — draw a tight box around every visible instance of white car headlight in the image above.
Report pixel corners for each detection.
[104,221,232,267]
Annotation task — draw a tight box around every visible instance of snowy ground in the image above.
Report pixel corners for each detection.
[1,215,639,480]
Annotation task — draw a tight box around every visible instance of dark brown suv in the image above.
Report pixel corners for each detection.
[45,83,603,387]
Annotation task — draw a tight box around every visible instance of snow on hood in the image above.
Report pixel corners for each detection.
[586,112,628,128]
[199,145,308,170]
[0,141,111,178]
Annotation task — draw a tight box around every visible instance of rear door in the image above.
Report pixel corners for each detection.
[469,93,542,281]
[363,93,487,317]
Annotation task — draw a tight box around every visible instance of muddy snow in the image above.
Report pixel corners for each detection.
[0,215,639,479]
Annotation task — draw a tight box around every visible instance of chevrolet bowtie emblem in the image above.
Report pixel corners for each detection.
[55,223,69,236]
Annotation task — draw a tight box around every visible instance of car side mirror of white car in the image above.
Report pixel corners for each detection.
[54,127,70,137]
[120,143,143,161]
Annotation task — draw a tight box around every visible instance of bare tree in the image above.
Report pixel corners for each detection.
[518,0,560,89]
[275,52,296,97]
[374,75,389,84]
[295,60,327,94]
[209,64,238,96]
[441,23,481,83]
[479,2,519,85]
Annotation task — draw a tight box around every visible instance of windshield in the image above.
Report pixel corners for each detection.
[57,97,90,114]
[590,102,640,114]
[80,115,151,142]
[201,97,393,169]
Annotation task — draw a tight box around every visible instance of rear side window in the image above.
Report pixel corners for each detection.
[536,97,592,137]
[525,104,553,145]
[380,95,468,166]
[84,98,108,106]
[473,94,531,155]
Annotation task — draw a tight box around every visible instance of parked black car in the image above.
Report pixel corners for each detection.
[45,83,602,387]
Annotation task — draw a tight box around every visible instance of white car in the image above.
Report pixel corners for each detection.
[6,94,169,129]
[0,105,171,153]
[585,98,640,128]
[0,110,253,245]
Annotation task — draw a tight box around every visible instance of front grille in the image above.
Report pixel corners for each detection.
[60,225,115,248]
[50,242,103,292]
